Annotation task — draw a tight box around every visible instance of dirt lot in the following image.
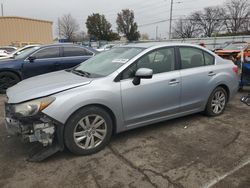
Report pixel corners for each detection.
[0,90,250,188]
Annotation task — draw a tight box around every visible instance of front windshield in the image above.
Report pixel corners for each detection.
[74,47,144,77]
[14,46,40,59]
[224,43,247,51]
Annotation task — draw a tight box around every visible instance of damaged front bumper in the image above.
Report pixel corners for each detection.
[4,102,64,161]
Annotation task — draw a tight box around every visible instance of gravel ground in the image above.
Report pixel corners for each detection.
[0,89,249,188]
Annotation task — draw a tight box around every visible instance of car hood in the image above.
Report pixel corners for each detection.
[7,70,93,103]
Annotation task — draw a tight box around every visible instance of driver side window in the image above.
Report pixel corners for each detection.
[122,47,175,79]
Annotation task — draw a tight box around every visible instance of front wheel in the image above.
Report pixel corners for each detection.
[205,87,228,116]
[0,71,20,93]
[64,106,113,155]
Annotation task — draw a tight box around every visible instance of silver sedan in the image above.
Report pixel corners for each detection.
[4,43,239,160]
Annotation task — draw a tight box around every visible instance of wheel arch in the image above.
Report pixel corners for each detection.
[204,83,231,111]
[216,84,230,102]
[65,103,117,135]
[0,69,22,80]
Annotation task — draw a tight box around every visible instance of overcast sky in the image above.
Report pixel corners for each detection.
[1,0,225,39]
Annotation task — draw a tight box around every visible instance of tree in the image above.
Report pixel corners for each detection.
[140,33,149,40]
[57,14,79,42]
[74,31,89,42]
[192,7,224,37]
[223,0,250,33]
[172,17,199,38]
[116,9,140,41]
[86,13,120,41]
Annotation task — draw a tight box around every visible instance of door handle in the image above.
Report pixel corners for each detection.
[169,79,179,85]
[54,62,60,66]
[208,71,216,76]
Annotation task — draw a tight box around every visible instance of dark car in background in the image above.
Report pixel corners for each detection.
[0,44,97,92]
[0,46,17,54]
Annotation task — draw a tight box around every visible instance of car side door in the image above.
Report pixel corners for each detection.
[178,46,216,113]
[120,47,181,127]
[60,46,94,70]
[22,47,61,79]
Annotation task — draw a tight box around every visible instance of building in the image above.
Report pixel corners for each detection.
[0,16,53,47]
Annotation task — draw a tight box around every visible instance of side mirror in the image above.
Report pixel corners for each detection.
[241,95,250,106]
[28,56,36,62]
[133,68,153,85]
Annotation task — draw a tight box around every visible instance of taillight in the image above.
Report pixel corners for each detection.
[233,66,239,74]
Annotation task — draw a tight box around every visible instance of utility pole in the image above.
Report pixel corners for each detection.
[1,3,4,17]
[169,0,173,39]
[58,18,61,41]
[156,26,158,40]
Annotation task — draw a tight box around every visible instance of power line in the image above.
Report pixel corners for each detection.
[138,17,250,27]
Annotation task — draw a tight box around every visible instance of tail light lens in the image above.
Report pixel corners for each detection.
[233,66,239,74]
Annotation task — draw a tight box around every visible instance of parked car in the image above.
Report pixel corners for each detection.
[0,44,97,92]
[239,56,250,89]
[4,43,239,161]
[96,44,116,52]
[0,45,40,60]
[0,46,17,54]
[212,41,232,52]
[0,50,8,58]
[215,42,250,62]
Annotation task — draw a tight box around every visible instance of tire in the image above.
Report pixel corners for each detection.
[204,87,228,116]
[64,106,113,155]
[0,71,20,93]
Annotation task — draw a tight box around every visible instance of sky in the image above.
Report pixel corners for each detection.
[1,0,226,39]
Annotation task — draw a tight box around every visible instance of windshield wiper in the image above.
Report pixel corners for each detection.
[71,69,91,77]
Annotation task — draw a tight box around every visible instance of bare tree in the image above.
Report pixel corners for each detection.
[172,17,199,38]
[192,7,224,37]
[74,31,89,42]
[58,14,80,42]
[242,21,250,33]
[223,0,250,33]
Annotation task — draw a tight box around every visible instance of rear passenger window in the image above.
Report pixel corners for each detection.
[204,52,214,65]
[179,47,205,69]
[63,47,93,57]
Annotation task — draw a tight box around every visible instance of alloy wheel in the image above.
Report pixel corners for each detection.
[211,90,226,114]
[73,114,107,150]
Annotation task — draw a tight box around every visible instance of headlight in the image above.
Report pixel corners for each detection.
[13,97,55,117]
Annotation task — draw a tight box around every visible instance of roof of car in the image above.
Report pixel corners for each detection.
[40,43,83,47]
[123,42,203,49]
[39,43,98,53]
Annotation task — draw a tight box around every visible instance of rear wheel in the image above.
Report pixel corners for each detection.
[205,87,228,116]
[64,106,113,155]
[0,71,20,93]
